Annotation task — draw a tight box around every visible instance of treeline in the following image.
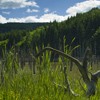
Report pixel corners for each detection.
[0,8,100,57]
[0,22,48,33]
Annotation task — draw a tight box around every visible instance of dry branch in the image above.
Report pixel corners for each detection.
[35,47,99,97]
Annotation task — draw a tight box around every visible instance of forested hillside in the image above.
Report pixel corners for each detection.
[0,8,100,56]
[0,23,48,33]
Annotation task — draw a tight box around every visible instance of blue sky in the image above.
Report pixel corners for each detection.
[0,0,100,23]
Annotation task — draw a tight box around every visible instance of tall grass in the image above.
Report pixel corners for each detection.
[0,39,100,100]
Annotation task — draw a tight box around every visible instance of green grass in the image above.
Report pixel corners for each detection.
[0,65,100,100]
[0,50,100,100]
[0,41,100,100]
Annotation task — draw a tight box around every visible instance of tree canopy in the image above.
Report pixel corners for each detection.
[0,8,100,56]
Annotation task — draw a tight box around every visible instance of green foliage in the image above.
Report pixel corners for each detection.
[0,7,100,100]
[0,46,100,100]
[0,23,48,33]
[0,8,100,56]
[0,39,8,46]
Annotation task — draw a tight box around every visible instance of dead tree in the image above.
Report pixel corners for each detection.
[34,47,100,97]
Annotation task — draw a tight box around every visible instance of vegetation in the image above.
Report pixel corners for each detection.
[0,45,100,100]
[0,8,100,99]
[0,22,48,33]
[0,8,100,57]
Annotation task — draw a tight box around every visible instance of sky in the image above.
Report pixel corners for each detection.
[0,0,100,23]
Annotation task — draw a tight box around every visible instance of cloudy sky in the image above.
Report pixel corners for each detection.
[0,0,100,23]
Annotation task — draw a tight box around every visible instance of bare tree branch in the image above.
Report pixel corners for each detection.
[35,47,82,67]
[35,47,98,96]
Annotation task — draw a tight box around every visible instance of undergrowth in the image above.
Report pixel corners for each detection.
[0,39,100,100]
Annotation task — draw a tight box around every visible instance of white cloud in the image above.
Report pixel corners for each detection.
[0,0,100,23]
[66,0,100,16]
[0,15,7,23]
[39,13,65,22]
[0,13,66,23]
[22,16,38,22]
[26,8,39,13]
[2,11,10,14]
[0,0,39,9]
[44,8,50,13]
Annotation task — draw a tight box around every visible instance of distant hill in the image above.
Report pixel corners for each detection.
[0,22,48,33]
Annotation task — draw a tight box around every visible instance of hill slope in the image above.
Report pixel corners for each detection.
[0,22,48,33]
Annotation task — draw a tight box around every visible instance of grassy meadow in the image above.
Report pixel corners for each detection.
[0,48,100,100]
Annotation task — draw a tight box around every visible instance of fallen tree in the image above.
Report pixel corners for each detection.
[34,47,100,97]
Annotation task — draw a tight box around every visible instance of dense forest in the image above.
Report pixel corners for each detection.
[0,8,100,57]
[0,22,48,33]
